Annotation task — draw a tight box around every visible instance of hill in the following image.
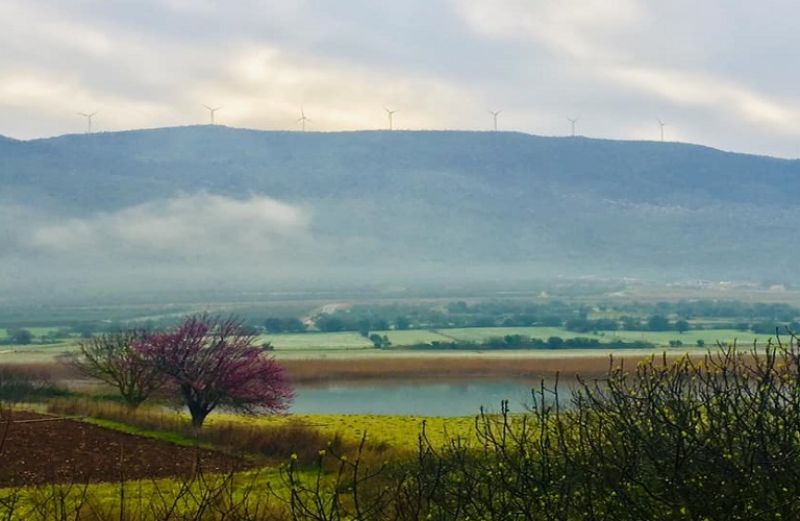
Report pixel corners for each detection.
[1,126,798,299]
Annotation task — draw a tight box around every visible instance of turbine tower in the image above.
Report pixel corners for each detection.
[297,108,311,132]
[657,119,666,142]
[203,105,222,125]
[567,117,578,137]
[385,107,398,131]
[489,110,502,131]
[77,111,97,134]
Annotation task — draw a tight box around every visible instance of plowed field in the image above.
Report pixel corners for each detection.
[0,412,247,486]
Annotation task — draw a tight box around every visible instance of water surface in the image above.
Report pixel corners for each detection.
[291,379,574,416]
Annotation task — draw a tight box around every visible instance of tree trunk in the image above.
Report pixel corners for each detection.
[188,404,208,428]
[183,385,209,429]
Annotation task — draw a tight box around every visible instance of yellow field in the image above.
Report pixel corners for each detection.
[0,468,288,520]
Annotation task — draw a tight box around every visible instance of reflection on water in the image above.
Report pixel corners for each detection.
[291,379,577,416]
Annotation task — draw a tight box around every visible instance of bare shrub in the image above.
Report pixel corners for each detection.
[276,335,800,520]
[71,330,167,409]
[0,364,70,403]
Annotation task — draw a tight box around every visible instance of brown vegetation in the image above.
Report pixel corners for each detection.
[280,354,691,384]
[2,353,700,391]
[0,362,79,383]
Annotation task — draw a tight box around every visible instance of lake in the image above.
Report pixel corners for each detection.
[290,378,576,416]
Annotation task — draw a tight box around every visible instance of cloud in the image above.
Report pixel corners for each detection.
[454,0,642,59]
[455,0,800,132]
[609,66,800,132]
[26,193,312,260]
[196,46,479,131]
[3,1,800,155]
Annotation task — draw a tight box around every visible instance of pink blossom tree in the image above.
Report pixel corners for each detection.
[138,315,293,428]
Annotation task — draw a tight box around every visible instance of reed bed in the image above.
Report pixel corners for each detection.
[280,354,681,383]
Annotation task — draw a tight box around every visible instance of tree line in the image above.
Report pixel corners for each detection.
[398,335,654,350]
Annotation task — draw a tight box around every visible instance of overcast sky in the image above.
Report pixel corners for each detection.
[2,0,800,157]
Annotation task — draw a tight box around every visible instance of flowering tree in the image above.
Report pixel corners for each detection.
[138,315,292,427]
[73,330,167,408]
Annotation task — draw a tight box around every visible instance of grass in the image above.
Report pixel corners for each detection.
[1,467,291,520]
[47,398,475,455]
[256,331,372,350]
[84,417,214,450]
[210,412,476,452]
[436,327,575,343]
[379,329,454,345]
[47,399,354,464]
[604,328,774,345]
[0,341,79,365]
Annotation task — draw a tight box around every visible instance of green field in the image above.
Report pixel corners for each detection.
[435,327,574,343]
[262,326,778,351]
[0,340,78,363]
[379,329,454,345]
[256,331,373,350]
[435,326,774,347]
[0,326,781,366]
[257,329,454,350]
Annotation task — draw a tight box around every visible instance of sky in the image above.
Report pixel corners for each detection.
[2,0,800,158]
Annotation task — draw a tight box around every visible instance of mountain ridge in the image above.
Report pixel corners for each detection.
[1,126,798,298]
[14,125,799,163]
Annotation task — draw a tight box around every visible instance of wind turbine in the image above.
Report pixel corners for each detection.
[203,104,222,125]
[77,111,97,134]
[384,107,398,131]
[489,110,502,131]
[567,117,578,137]
[297,108,311,132]
[657,119,666,142]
